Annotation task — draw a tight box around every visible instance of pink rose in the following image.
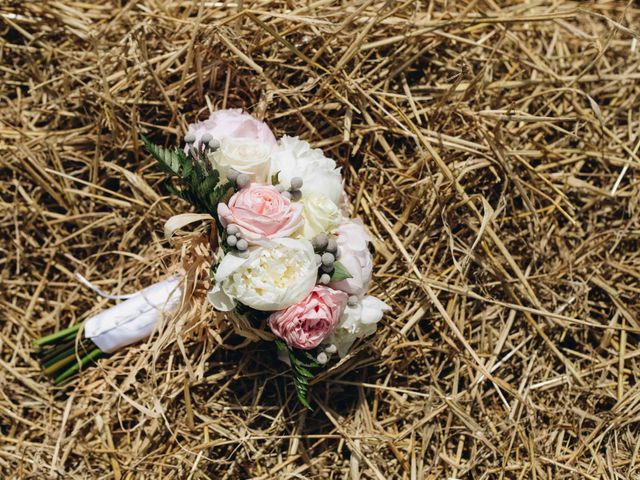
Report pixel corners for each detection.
[184,109,277,150]
[218,184,304,240]
[330,220,373,296]
[268,286,348,349]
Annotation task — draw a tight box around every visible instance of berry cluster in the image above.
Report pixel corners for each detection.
[312,233,339,284]
[275,176,303,201]
[227,168,251,189]
[183,133,220,163]
[224,224,248,252]
[315,343,338,365]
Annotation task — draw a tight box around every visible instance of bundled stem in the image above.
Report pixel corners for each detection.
[34,325,106,384]
[33,323,82,348]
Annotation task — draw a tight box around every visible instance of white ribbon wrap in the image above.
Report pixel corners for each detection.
[83,276,182,353]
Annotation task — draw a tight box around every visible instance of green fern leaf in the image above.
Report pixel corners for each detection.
[141,134,187,177]
[275,340,320,409]
[141,134,234,218]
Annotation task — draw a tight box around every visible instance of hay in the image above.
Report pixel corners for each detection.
[2,0,640,478]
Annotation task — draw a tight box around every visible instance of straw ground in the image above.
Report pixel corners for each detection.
[2,1,640,478]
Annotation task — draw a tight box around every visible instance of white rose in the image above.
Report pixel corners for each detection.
[207,238,318,312]
[269,136,343,204]
[300,193,342,239]
[208,137,271,182]
[324,295,390,357]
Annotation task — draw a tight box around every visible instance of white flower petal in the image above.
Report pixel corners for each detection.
[324,295,390,358]
[211,238,317,312]
[360,296,391,325]
[214,252,249,283]
[209,137,272,182]
[207,284,236,311]
[269,136,343,204]
[300,193,342,239]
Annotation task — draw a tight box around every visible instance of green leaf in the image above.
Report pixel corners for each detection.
[330,261,352,282]
[198,170,220,196]
[274,340,324,409]
[212,180,234,204]
[141,134,233,219]
[271,171,280,185]
[181,158,193,179]
[140,134,189,178]
[301,351,320,367]
[296,365,315,379]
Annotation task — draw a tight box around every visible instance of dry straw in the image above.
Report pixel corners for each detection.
[2,0,640,478]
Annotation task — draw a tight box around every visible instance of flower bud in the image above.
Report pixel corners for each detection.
[324,343,337,354]
[227,169,240,182]
[236,174,251,188]
[313,233,328,251]
[290,176,303,190]
[236,238,248,251]
[321,252,335,267]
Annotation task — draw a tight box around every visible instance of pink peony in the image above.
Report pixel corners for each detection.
[218,184,304,240]
[268,286,348,349]
[184,109,277,150]
[330,220,373,296]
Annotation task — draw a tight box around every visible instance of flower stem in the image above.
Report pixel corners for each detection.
[39,338,78,364]
[54,348,104,385]
[33,323,82,348]
[42,343,82,371]
[43,340,93,376]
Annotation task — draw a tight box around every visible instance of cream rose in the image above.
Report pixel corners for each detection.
[300,193,342,239]
[207,238,317,312]
[269,136,343,204]
[324,295,390,357]
[208,137,272,182]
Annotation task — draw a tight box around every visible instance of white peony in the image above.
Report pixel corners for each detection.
[269,136,343,204]
[208,137,272,182]
[207,238,318,312]
[300,193,343,239]
[324,295,390,357]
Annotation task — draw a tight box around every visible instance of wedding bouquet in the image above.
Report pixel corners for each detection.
[34,109,390,407]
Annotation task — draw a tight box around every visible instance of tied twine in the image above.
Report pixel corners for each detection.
[165,212,275,344]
